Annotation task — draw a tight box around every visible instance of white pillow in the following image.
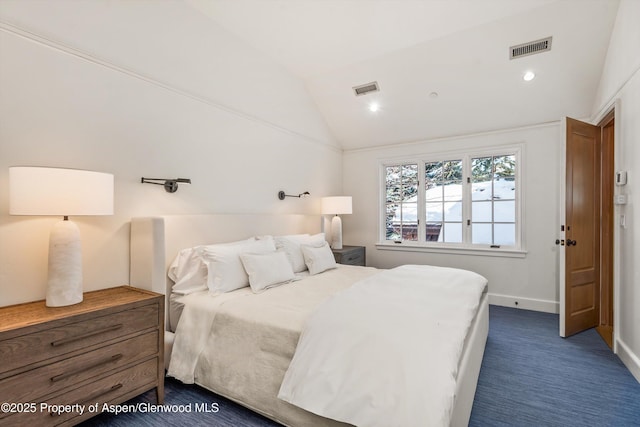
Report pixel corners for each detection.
[301,241,337,275]
[275,233,326,273]
[167,247,208,295]
[202,237,276,293]
[240,251,297,293]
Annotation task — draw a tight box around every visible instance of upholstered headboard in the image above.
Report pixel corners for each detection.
[129,214,322,329]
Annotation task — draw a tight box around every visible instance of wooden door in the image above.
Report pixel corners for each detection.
[562,117,601,337]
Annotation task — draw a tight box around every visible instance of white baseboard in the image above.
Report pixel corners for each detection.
[489,293,559,314]
[616,339,640,384]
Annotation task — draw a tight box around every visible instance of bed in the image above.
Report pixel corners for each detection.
[130,214,489,427]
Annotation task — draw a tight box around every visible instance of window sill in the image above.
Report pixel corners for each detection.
[375,242,527,258]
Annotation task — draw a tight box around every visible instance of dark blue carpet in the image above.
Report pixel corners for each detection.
[469,306,640,427]
[81,305,640,426]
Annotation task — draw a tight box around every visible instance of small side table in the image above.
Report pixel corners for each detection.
[331,245,366,266]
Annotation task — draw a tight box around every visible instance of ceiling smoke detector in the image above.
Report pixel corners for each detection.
[510,36,552,60]
[353,81,380,96]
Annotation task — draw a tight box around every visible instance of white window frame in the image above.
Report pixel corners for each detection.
[377,144,526,258]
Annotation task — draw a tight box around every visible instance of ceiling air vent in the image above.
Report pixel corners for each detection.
[510,36,552,60]
[353,81,379,96]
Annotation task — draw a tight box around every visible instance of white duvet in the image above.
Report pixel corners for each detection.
[277,264,487,427]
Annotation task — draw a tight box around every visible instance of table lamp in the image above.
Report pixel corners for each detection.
[9,166,114,307]
[321,196,352,250]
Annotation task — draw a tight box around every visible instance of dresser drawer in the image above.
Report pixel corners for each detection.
[0,331,158,405]
[1,358,159,426]
[339,251,365,266]
[332,246,366,266]
[0,304,159,375]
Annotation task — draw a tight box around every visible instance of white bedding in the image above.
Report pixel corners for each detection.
[277,264,487,427]
[167,266,379,403]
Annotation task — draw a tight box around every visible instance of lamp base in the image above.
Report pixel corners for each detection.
[330,215,343,250]
[46,219,83,307]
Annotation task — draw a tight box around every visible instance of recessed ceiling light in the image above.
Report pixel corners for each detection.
[523,71,536,81]
[369,102,380,112]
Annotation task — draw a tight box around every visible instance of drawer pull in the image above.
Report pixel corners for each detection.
[50,354,124,383]
[50,324,124,347]
[78,383,124,406]
[50,384,124,416]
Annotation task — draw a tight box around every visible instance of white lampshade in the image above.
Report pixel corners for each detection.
[9,166,114,307]
[9,167,114,216]
[321,196,352,215]
[321,196,352,250]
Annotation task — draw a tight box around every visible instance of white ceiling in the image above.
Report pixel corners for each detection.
[0,0,621,151]
[188,0,620,150]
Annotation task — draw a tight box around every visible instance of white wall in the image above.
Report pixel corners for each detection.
[0,3,340,306]
[591,0,640,381]
[343,124,561,313]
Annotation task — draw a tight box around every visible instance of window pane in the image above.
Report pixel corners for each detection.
[386,226,399,240]
[443,223,462,243]
[494,200,515,222]
[472,157,493,183]
[495,177,516,201]
[386,186,401,204]
[425,161,442,185]
[426,223,442,242]
[401,203,417,223]
[472,224,492,244]
[402,164,418,202]
[444,182,462,200]
[401,202,418,241]
[385,165,400,183]
[402,226,418,241]
[443,160,463,182]
[425,184,443,202]
[472,201,492,222]
[494,224,515,246]
[444,201,462,221]
[426,202,443,222]
[385,204,400,240]
[472,181,492,201]
[494,155,516,179]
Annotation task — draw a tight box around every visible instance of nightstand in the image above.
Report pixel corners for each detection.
[331,245,366,266]
[0,286,164,426]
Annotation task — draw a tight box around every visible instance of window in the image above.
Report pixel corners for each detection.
[381,146,522,252]
[385,164,418,241]
[470,155,516,246]
[425,159,463,243]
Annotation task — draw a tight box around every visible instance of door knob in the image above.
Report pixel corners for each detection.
[566,239,577,246]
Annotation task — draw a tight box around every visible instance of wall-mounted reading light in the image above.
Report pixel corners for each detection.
[141,177,192,193]
[278,191,310,200]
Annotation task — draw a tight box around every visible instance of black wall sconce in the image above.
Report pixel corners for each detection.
[278,191,310,200]
[141,177,192,193]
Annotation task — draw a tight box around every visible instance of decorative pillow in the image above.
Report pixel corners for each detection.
[167,247,208,295]
[240,251,297,293]
[202,237,276,293]
[275,233,326,273]
[301,241,337,275]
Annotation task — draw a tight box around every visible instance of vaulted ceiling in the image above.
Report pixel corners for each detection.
[1,0,620,151]
[189,0,620,150]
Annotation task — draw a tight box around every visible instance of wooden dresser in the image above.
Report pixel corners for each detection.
[0,286,164,426]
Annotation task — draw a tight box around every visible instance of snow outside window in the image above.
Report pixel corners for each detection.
[381,147,521,251]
